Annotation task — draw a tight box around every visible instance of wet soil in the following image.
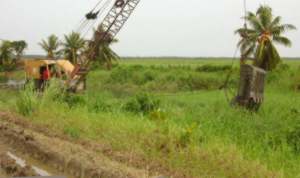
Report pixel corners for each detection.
[0,112,156,178]
[0,139,61,178]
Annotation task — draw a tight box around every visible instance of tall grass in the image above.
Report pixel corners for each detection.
[5,60,300,177]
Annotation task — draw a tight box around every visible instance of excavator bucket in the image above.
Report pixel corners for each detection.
[233,64,267,111]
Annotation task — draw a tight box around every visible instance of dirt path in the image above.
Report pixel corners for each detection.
[0,169,7,178]
[0,112,160,178]
[0,137,68,177]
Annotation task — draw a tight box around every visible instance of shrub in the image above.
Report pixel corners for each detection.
[149,109,168,122]
[143,70,157,82]
[178,74,222,90]
[287,124,300,154]
[124,93,160,114]
[110,67,132,83]
[63,93,86,108]
[196,64,232,73]
[16,82,39,116]
[177,123,198,148]
[16,79,65,116]
[89,99,112,113]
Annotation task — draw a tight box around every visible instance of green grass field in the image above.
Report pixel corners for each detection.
[1,58,300,177]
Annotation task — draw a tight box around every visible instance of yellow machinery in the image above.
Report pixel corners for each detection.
[24,59,74,80]
[23,59,85,92]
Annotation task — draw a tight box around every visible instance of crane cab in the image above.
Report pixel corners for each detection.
[24,59,77,90]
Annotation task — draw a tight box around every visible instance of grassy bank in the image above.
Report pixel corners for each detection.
[1,58,300,177]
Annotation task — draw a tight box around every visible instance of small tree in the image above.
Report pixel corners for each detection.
[12,40,27,64]
[63,32,86,65]
[39,35,61,59]
[0,41,14,67]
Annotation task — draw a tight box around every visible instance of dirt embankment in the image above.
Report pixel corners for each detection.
[0,112,162,178]
[0,153,36,177]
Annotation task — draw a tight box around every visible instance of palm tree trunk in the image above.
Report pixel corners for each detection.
[72,49,76,65]
[106,62,112,70]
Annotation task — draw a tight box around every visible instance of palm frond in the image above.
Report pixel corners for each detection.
[273,36,292,47]
[256,5,273,28]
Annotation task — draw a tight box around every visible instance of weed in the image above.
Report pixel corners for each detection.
[64,126,80,139]
[124,93,160,114]
[63,94,86,108]
[16,82,38,116]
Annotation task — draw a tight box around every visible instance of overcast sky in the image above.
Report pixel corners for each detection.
[0,0,299,57]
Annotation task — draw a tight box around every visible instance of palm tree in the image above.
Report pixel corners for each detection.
[12,40,27,64]
[96,39,120,70]
[236,5,296,71]
[63,32,86,64]
[90,27,120,70]
[234,5,296,110]
[39,35,61,59]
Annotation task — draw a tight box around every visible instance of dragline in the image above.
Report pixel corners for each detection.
[67,0,141,92]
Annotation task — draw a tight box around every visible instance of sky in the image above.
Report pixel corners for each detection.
[0,0,299,57]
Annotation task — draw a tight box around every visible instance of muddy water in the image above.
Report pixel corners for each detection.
[0,141,68,178]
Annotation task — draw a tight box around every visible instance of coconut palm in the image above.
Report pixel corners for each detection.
[12,40,27,64]
[39,35,61,59]
[236,5,296,71]
[63,32,86,64]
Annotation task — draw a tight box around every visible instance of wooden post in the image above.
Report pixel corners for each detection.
[233,64,267,111]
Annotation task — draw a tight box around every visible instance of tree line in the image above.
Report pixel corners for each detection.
[0,32,118,71]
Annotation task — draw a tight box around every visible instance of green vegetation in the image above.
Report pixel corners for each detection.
[0,40,27,71]
[39,34,61,59]
[1,58,300,177]
[93,28,120,70]
[236,5,296,70]
[63,32,86,64]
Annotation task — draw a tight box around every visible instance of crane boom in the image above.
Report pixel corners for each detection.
[101,0,140,40]
[68,0,141,91]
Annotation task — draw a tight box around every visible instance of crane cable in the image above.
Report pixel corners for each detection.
[81,0,113,38]
[59,0,109,75]
[223,0,248,104]
[243,0,248,29]
[75,0,107,33]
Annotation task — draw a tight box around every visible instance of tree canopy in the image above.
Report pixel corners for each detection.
[236,5,296,71]
[39,34,61,59]
[63,32,86,64]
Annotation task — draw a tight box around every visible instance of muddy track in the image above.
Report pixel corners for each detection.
[0,112,160,178]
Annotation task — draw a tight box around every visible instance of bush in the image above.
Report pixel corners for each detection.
[149,109,168,122]
[287,124,300,154]
[110,67,132,84]
[63,93,86,108]
[124,93,160,114]
[178,73,222,90]
[88,99,112,113]
[196,64,232,73]
[16,82,39,116]
[16,79,65,116]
